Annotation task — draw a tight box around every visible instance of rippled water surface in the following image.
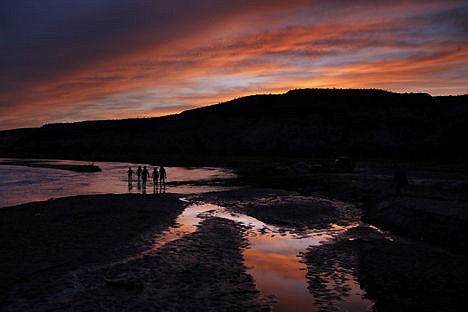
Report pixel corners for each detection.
[0,158,236,207]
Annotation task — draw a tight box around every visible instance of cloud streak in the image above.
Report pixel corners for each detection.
[1,0,467,129]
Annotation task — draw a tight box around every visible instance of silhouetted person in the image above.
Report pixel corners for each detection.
[137,166,142,183]
[152,167,159,190]
[127,167,133,184]
[142,166,150,188]
[159,166,167,190]
[391,164,408,196]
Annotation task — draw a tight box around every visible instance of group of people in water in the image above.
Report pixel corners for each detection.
[127,165,167,192]
[126,162,407,196]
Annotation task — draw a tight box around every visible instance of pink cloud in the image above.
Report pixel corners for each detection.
[1,0,467,130]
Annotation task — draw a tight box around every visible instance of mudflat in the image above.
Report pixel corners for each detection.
[0,193,268,311]
[0,194,186,310]
[1,162,468,311]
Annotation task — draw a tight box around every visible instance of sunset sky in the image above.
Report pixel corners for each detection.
[1,0,467,130]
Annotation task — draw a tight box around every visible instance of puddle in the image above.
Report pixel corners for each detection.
[146,201,374,311]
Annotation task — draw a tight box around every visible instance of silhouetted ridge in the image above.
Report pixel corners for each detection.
[0,89,467,162]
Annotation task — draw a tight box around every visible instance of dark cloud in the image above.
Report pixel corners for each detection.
[1,0,467,129]
[1,0,305,82]
[427,5,468,31]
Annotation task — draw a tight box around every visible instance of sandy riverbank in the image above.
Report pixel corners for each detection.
[190,187,359,231]
[232,161,468,311]
[304,225,468,312]
[60,217,265,311]
[1,161,468,311]
[0,194,186,310]
[0,193,269,311]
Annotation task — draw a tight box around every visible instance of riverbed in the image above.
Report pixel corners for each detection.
[0,158,375,312]
[2,158,467,311]
[0,158,375,311]
[145,200,374,311]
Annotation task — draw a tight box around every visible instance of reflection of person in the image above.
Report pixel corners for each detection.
[142,166,150,188]
[127,167,133,184]
[159,166,167,189]
[391,164,408,196]
[136,166,142,182]
[152,167,159,189]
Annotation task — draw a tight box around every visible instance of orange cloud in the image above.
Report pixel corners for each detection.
[1,1,467,129]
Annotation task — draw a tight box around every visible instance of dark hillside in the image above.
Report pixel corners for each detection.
[1,89,467,162]
[0,128,37,151]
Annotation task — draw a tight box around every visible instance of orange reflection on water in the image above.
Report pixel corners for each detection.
[245,248,317,312]
[245,249,305,280]
[244,233,319,312]
[138,202,371,312]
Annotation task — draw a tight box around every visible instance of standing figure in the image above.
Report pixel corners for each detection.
[141,166,150,188]
[159,166,167,190]
[127,167,133,184]
[391,164,408,196]
[136,166,142,183]
[152,167,159,191]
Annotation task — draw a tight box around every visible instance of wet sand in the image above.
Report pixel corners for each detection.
[1,162,468,311]
[232,162,468,311]
[304,226,468,312]
[0,193,269,311]
[62,217,265,311]
[0,194,186,310]
[191,188,359,232]
[0,188,343,311]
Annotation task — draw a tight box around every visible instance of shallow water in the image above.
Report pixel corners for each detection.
[0,158,374,310]
[0,158,236,208]
[147,201,374,312]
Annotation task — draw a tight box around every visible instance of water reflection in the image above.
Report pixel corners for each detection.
[244,248,316,311]
[0,158,237,207]
[0,158,373,310]
[146,202,372,312]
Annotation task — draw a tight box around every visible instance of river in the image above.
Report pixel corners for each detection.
[0,158,373,311]
[0,158,236,208]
